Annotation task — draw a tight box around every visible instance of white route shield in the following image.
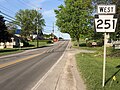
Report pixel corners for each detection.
[95,15,117,32]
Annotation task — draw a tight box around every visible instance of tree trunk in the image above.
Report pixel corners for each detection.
[76,38,80,47]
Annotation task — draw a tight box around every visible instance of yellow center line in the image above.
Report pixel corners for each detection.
[0,51,46,69]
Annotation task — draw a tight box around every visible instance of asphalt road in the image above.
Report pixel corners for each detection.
[0,41,69,90]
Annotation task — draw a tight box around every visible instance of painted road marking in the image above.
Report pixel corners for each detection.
[0,51,46,69]
[31,41,69,90]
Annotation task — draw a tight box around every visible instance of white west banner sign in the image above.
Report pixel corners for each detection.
[97,5,116,14]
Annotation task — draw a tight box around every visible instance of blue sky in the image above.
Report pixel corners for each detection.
[0,0,70,39]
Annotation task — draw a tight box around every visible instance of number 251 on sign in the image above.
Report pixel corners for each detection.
[95,15,117,32]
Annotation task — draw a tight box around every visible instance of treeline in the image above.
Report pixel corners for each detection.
[0,9,45,42]
[55,0,120,45]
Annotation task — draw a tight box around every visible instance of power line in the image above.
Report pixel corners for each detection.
[5,20,13,23]
[4,16,14,21]
[18,0,35,9]
[0,11,16,20]
[22,0,37,8]
[0,8,13,15]
[5,19,21,27]
[0,5,16,14]
[4,0,24,10]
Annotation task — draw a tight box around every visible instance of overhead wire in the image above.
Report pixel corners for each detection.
[4,16,14,21]
[0,7,13,15]
[18,0,35,9]
[4,0,25,10]
[0,5,16,14]
[5,20,13,23]
[22,0,37,8]
[0,11,17,27]
[0,11,16,20]
[0,1,17,20]
[0,0,50,28]
[0,0,42,20]
[0,0,43,29]
[19,0,37,9]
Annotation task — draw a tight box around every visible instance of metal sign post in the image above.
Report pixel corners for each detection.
[94,5,117,87]
[103,32,107,87]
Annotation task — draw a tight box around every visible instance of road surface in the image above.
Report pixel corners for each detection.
[0,41,69,90]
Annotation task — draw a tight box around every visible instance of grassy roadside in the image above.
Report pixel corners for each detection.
[76,46,120,90]
[0,48,24,56]
[29,40,51,47]
[0,40,51,56]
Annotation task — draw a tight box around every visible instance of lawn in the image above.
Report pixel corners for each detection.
[0,40,52,56]
[76,46,120,90]
[0,48,23,56]
[28,40,52,47]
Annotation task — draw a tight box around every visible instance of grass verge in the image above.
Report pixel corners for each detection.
[0,48,23,56]
[0,40,52,56]
[29,40,50,47]
[76,47,120,90]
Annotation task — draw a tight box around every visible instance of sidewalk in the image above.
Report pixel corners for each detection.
[33,43,86,90]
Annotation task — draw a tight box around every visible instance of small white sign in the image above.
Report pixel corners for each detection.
[95,15,117,32]
[97,5,116,14]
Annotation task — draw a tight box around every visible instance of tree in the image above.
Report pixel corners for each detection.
[0,15,10,42]
[110,0,120,40]
[14,9,45,39]
[55,0,93,46]
[0,15,6,32]
[6,22,17,34]
[92,0,113,4]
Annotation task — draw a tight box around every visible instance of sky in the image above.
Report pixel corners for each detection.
[0,0,71,39]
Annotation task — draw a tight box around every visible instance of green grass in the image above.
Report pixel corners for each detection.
[76,47,120,90]
[0,48,23,56]
[29,40,52,47]
[0,40,52,56]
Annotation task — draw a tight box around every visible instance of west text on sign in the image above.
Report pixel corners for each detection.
[97,5,116,14]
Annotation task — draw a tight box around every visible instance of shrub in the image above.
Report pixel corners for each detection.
[47,40,53,44]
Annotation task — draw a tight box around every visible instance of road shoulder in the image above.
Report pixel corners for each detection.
[34,43,86,90]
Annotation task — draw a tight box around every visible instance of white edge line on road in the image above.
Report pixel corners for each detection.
[31,41,70,90]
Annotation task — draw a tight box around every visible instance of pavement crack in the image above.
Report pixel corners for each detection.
[54,71,62,90]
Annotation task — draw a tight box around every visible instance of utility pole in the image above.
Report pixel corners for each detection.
[52,22,54,37]
[36,8,42,48]
[52,22,54,40]
[37,15,39,47]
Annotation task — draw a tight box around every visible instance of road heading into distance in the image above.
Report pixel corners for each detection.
[0,41,69,90]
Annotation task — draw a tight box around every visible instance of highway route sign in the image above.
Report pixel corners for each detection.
[94,4,118,87]
[95,14,117,32]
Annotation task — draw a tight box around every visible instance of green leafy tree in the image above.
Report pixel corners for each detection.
[0,15,10,42]
[6,22,17,34]
[92,0,112,4]
[55,0,93,46]
[14,9,45,39]
[0,15,6,32]
[110,0,120,40]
